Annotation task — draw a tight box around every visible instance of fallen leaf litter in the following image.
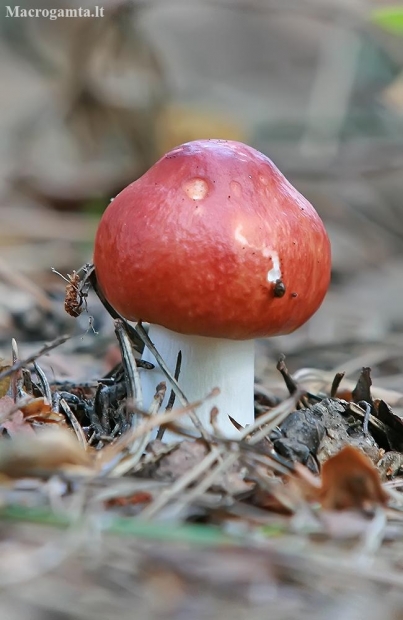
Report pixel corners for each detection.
[0,265,403,610]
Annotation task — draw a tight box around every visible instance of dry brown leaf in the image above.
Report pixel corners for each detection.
[290,446,388,513]
[0,396,34,436]
[32,412,66,424]
[320,445,388,511]
[251,485,295,514]
[292,462,322,504]
[0,396,17,420]
[1,411,35,437]
[0,428,92,478]
[0,396,66,436]
[154,441,209,482]
[19,397,52,418]
[19,397,66,424]
[153,440,252,495]
[105,491,152,508]
[0,395,16,418]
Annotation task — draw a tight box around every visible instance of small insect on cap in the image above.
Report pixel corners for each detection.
[94,139,331,340]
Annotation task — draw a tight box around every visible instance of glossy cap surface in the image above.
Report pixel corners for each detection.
[94,140,331,339]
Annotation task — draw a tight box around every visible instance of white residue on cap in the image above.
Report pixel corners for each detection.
[234,225,282,282]
[266,251,281,282]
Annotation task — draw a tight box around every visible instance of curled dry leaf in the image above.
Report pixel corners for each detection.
[0,428,92,478]
[19,397,66,424]
[0,395,66,437]
[292,446,388,511]
[27,398,54,417]
[18,397,51,418]
[0,395,34,436]
[320,445,389,511]
[292,462,322,505]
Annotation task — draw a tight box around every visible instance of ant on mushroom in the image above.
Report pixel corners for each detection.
[52,264,97,333]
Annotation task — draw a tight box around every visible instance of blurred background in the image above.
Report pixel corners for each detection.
[1,0,403,388]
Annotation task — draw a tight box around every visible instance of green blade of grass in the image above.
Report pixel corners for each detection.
[0,505,239,547]
[370,7,403,36]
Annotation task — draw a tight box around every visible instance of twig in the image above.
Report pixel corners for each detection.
[89,268,144,352]
[157,350,182,441]
[358,400,372,436]
[117,389,218,452]
[148,416,294,474]
[10,338,19,401]
[114,319,143,419]
[293,367,403,406]
[240,449,292,476]
[174,448,293,520]
[169,445,282,521]
[0,335,71,382]
[90,268,212,443]
[132,442,176,474]
[245,392,302,445]
[330,371,345,397]
[354,507,387,564]
[60,398,88,449]
[107,382,167,477]
[277,355,299,395]
[33,362,52,403]
[21,368,33,394]
[140,447,223,519]
[164,450,240,520]
[140,393,299,519]
[97,388,219,476]
[166,350,182,412]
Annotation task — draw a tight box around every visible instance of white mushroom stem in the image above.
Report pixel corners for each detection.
[139,324,255,440]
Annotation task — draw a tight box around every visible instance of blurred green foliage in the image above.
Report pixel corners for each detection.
[371,7,403,36]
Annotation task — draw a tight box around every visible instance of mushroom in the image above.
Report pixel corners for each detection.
[94,140,331,438]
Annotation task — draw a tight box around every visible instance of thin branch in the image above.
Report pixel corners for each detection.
[60,398,88,449]
[140,393,299,518]
[89,268,144,352]
[157,350,182,441]
[97,387,219,476]
[140,447,223,520]
[246,392,301,445]
[107,382,167,477]
[114,319,143,417]
[33,362,52,403]
[0,335,71,382]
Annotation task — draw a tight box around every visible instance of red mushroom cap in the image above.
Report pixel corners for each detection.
[94,140,331,339]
